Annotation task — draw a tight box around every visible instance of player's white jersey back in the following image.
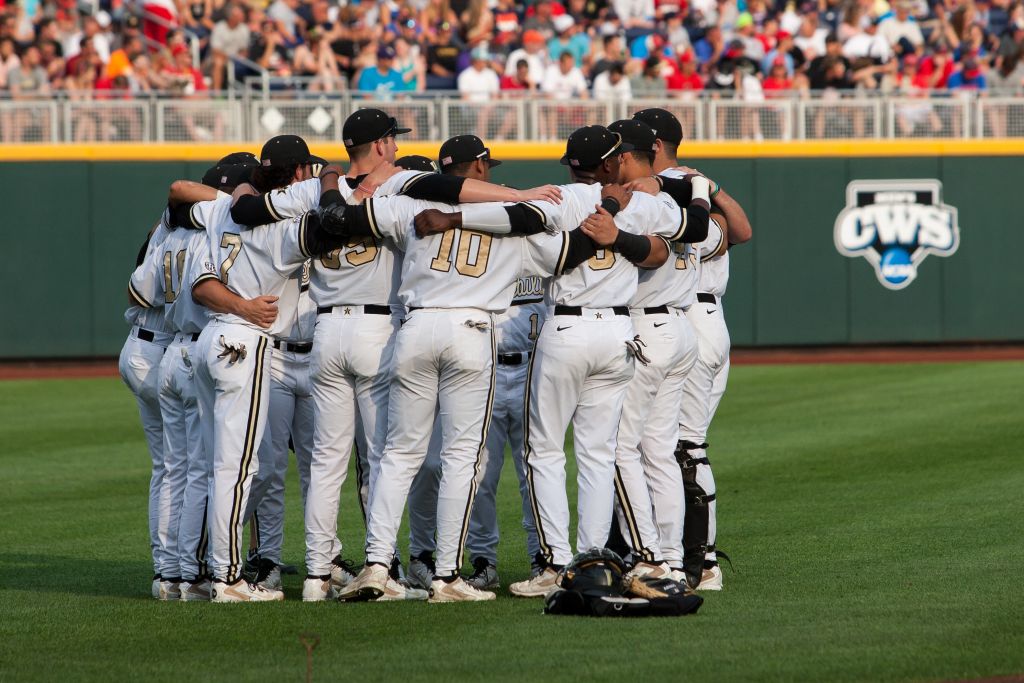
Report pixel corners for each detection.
[274,263,317,343]
[125,217,175,333]
[163,229,215,335]
[195,193,306,338]
[697,219,729,297]
[368,195,567,312]
[543,183,682,308]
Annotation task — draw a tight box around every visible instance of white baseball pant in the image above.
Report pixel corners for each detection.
[195,321,272,584]
[365,309,496,576]
[679,298,731,564]
[118,327,171,575]
[466,359,539,565]
[614,309,698,567]
[524,311,635,567]
[244,346,325,566]
[305,308,399,576]
[155,334,202,579]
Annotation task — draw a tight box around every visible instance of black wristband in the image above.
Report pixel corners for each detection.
[613,230,652,264]
[600,196,621,216]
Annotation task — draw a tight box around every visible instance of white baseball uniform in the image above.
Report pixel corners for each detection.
[518,183,685,567]
[360,194,578,575]
[678,214,731,568]
[237,171,424,578]
[122,215,174,578]
[466,276,546,565]
[245,266,322,567]
[190,193,309,585]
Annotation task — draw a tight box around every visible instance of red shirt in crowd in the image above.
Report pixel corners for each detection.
[667,71,704,90]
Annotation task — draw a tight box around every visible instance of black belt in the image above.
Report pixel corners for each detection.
[642,305,669,315]
[273,340,313,354]
[136,328,156,342]
[512,297,544,306]
[554,305,629,317]
[697,293,717,304]
[317,304,392,315]
[497,352,528,365]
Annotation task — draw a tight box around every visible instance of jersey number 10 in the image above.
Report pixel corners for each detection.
[429,230,492,278]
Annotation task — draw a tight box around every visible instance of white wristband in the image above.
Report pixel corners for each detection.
[460,203,513,234]
[690,176,711,204]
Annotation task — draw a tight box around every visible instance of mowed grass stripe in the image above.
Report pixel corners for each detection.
[0,362,1022,682]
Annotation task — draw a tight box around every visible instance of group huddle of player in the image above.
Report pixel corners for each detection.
[120,105,751,603]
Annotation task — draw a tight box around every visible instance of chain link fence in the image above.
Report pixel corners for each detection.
[3,92,1024,143]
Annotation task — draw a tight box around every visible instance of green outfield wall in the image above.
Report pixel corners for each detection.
[2,150,1021,358]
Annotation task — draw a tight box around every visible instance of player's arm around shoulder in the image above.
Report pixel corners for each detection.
[579,184,669,269]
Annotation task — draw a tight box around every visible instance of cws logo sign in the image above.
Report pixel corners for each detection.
[834,180,960,290]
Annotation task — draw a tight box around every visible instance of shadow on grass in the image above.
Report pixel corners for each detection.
[0,553,154,599]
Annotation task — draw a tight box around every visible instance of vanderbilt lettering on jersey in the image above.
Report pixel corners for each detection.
[514,276,544,299]
[429,229,493,278]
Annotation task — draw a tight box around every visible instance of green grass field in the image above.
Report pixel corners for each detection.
[2,361,1023,682]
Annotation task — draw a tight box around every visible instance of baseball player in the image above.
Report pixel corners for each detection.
[398,136,547,591]
[479,126,711,597]
[317,175,613,603]
[632,108,753,590]
[187,135,327,602]
[122,211,175,599]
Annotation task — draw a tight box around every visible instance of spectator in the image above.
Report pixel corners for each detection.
[762,55,794,93]
[210,4,250,91]
[392,37,426,92]
[666,50,704,91]
[0,37,18,90]
[593,61,632,99]
[762,30,796,76]
[734,12,765,60]
[65,38,101,80]
[500,57,537,91]
[794,13,828,60]
[613,0,656,35]
[630,54,667,96]
[505,29,548,84]
[181,0,216,47]
[694,25,725,67]
[493,0,524,49]
[541,50,589,98]
[357,45,406,97]
[879,0,924,56]
[461,0,495,48]
[249,18,292,77]
[8,45,50,97]
[105,36,144,81]
[523,0,558,40]
[948,56,988,88]
[38,40,66,90]
[65,16,111,63]
[547,13,589,65]
[843,16,893,63]
[665,12,691,54]
[267,0,303,43]
[919,43,955,88]
[592,33,628,79]
[143,0,180,46]
[426,21,462,89]
[458,45,500,101]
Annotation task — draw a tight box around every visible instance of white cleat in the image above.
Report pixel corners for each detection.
[337,564,389,602]
[669,568,689,585]
[330,555,357,590]
[625,561,671,581]
[257,565,282,591]
[302,576,340,602]
[428,576,496,603]
[696,564,723,591]
[378,577,428,602]
[152,575,161,599]
[180,578,212,602]
[509,567,559,598]
[406,553,435,590]
[211,579,285,603]
[158,578,181,601]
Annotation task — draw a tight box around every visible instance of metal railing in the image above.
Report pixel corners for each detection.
[2,90,1024,144]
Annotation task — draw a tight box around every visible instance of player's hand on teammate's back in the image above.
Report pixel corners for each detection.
[673,166,720,195]
[580,206,619,247]
[600,182,632,208]
[238,295,279,329]
[364,160,402,188]
[624,176,660,196]
[514,184,563,205]
[414,209,459,238]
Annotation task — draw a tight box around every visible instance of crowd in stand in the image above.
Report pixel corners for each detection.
[1,0,1024,101]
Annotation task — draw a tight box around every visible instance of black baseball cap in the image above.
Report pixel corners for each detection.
[632,108,683,145]
[438,135,501,171]
[559,125,633,169]
[342,108,412,148]
[260,134,313,168]
[218,151,259,167]
[396,154,438,172]
[607,119,658,155]
[202,163,253,190]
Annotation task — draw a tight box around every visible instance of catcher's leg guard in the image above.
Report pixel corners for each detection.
[675,440,716,587]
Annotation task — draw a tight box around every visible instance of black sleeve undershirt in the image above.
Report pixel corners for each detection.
[135,235,151,267]
[231,194,276,227]
[561,228,599,271]
[319,202,375,237]
[400,173,465,203]
[659,176,711,244]
[167,202,198,229]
